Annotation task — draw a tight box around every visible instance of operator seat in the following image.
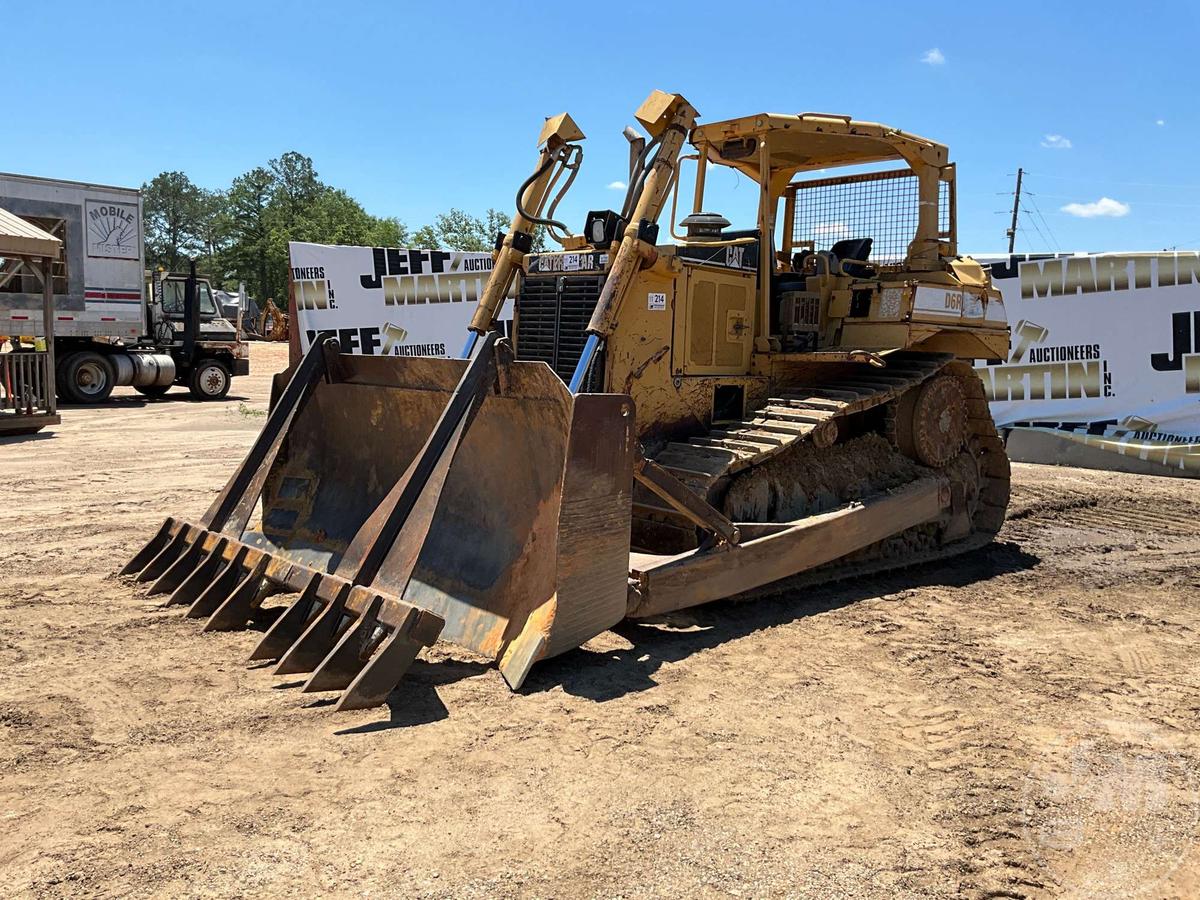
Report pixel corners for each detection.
[829,237,874,277]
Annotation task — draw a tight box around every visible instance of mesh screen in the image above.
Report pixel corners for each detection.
[788,170,950,267]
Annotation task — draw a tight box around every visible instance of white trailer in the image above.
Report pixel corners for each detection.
[0,173,249,402]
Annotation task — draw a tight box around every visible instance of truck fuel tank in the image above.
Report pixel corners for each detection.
[110,352,175,388]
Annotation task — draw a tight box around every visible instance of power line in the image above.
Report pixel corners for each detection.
[1020,208,1052,252]
[1023,209,1054,253]
[1025,192,1062,252]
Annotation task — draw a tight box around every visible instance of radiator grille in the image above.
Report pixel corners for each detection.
[515,274,605,383]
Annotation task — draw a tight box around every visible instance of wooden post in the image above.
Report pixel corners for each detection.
[40,254,56,415]
[287,277,300,369]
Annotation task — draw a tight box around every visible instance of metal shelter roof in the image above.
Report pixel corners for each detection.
[0,206,62,258]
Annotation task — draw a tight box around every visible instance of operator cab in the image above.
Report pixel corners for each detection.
[149,271,239,343]
[159,277,219,320]
[512,104,1006,399]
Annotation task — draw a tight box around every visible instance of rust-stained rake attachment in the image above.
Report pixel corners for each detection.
[123,331,637,710]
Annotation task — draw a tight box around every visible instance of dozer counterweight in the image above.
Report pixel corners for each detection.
[124,91,1010,710]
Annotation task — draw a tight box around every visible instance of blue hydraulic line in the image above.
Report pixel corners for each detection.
[568,333,600,394]
[460,331,479,359]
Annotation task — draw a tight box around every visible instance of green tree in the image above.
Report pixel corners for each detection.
[431,208,492,251]
[142,171,207,271]
[269,151,321,219]
[216,151,414,302]
[412,207,546,252]
[484,208,547,251]
[224,167,275,303]
[145,150,553,305]
[196,190,233,267]
[409,224,440,248]
[256,186,411,302]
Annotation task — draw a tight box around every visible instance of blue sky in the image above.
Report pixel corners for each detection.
[8,0,1199,253]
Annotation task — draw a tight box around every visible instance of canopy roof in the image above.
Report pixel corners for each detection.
[691,113,949,198]
[0,206,61,259]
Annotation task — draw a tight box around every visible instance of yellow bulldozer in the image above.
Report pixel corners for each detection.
[123,91,1010,711]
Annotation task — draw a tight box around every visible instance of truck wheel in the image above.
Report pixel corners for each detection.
[188,359,231,400]
[55,352,77,400]
[62,351,115,403]
[135,384,171,399]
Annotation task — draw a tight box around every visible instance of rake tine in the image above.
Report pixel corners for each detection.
[249,573,322,661]
[203,556,269,632]
[166,537,229,607]
[186,546,249,619]
[334,622,429,712]
[120,519,174,576]
[135,527,189,583]
[273,583,351,676]
[303,595,385,693]
[147,534,205,596]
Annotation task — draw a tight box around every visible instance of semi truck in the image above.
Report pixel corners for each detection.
[0,173,249,403]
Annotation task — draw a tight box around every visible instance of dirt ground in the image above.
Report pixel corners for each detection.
[2,341,1198,899]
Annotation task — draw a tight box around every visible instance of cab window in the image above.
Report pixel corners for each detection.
[196,283,217,315]
[161,280,217,316]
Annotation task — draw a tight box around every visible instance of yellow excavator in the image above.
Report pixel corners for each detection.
[256,298,289,342]
[123,91,1010,711]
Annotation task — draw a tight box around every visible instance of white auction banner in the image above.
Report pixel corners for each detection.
[288,241,1200,474]
[288,241,512,358]
[978,252,1200,473]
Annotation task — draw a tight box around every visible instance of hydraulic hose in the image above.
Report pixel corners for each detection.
[514,144,582,239]
[620,132,663,223]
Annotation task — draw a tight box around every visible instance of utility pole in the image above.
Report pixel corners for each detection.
[1006,168,1024,254]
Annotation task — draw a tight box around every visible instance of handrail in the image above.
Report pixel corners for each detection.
[0,350,54,416]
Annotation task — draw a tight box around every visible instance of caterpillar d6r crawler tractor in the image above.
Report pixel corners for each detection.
[124,91,1010,711]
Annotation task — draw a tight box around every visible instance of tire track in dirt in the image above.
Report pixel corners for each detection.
[4,352,1200,897]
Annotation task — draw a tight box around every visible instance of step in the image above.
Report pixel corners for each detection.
[765,396,843,411]
[660,444,748,470]
[743,417,811,435]
[780,387,868,401]
[762,405,836,423]
[692,436,778,453]
[710,428,788,446]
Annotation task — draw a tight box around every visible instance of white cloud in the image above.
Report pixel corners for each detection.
[920,47,945,65]
[1040,134,1072,150]
[606,180,627,191]
[1156,119,1165,126]
[1060,197,1130,218]
[814,221,853,241]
